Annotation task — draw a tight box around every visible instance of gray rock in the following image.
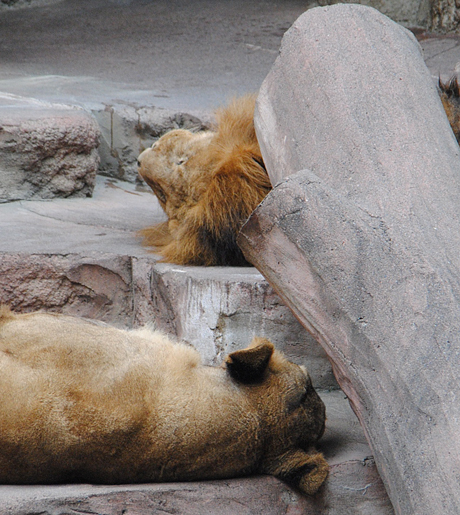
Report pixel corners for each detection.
[307,0,430,31]
[144,263,335,387]
[0,93,100,202]
[0,176,335,388]
[240,4,460,514]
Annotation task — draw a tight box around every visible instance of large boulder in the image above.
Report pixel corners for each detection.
[239,4,460,515]
[0,93,99,202]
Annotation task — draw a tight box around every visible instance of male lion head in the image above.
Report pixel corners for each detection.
[138,95,272,266]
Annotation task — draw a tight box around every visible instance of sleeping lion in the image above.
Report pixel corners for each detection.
[138,84,460,267]
[0,306,328,493]
[137,95,271,266]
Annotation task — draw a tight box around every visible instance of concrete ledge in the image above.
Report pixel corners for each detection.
[0,176,336,387]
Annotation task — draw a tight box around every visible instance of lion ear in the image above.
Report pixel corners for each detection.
[226,338,274,383]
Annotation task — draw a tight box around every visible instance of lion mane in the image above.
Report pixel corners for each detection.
[439,75,460,145]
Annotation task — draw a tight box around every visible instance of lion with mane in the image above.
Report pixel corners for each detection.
[138,85,460,267]
[137,95,271,266]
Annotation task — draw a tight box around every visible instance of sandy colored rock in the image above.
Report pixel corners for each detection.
[239,4,460,514]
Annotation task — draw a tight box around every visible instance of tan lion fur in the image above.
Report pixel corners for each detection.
[440,76,460,145]
[137,95,272,266]
[0,306,328,494]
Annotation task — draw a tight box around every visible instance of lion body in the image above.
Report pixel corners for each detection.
[0,306,327,493]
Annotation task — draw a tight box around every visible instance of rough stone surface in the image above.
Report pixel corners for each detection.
[0,93,100,202]
[239,4,460,515]
[144,264,335,384]
[0,176,335,387]
[0,252,335,386]
[0,253,136,327]
[430,0,460,33]
[0,0,443,33]
[308,0,431,29]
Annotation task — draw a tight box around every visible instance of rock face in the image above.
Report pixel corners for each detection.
[239,4,460,515]
[0,93,100,202]
[0,176,335,387]
[430,0,460,33]
[312,0,431,30]
[0,253,335,389]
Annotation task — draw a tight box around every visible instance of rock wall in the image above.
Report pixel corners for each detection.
[309,0,431,29]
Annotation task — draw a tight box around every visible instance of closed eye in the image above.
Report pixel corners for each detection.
[299,376,313,405]
[156,188,167,204]
[286,383,310,413]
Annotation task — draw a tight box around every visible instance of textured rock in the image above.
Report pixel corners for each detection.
[0,252,335,388]
[312,0,430,30]
[0,253,135,327]
[239,4,460,515]
[0,93,100,202]
[142,264,335,387]
[0,177,335,387]
[431,0,460,33]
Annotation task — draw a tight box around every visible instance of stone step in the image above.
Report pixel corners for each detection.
[0,175,336,388]
[0,93,100,202]
[0,390,393,515]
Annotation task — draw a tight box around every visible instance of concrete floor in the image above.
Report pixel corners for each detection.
[0,0,458,113]
[0,0,308,110]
